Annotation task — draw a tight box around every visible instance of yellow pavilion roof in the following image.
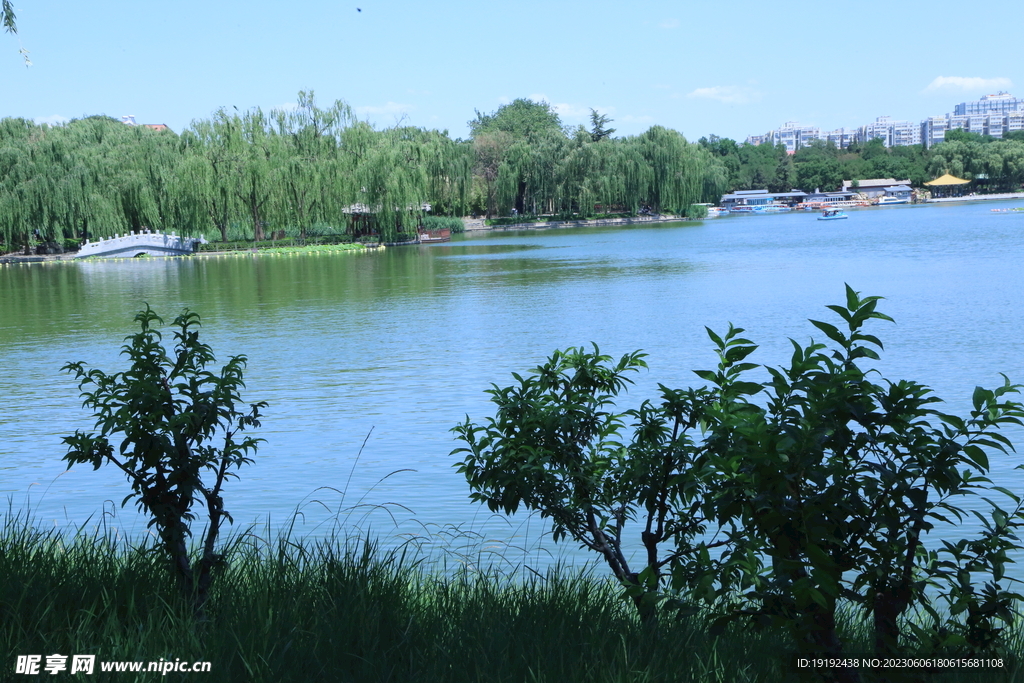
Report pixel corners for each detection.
[924,173,971,186]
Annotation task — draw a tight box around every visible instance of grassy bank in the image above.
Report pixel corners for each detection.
[3,517,1021,682]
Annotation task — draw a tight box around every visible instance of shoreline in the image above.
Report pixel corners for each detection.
[927,191,1024,203]
[462,214,687,232]
[0,242,377,265]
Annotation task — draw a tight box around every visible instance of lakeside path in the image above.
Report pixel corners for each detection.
[928,191,1024,203]
[462,214,687,232]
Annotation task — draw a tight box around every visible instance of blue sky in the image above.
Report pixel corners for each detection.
[2,0,1019,142]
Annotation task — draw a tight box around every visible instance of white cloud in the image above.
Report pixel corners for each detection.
[526,94,594,121]
[34,114,69,126]
[686,86,761,105]
[660,18,679,29]
[274,102,300,112]
[355,101,413,116]
[551,102,591,119]
[924,76,1012,93]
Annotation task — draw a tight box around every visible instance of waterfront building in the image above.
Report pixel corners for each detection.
[800,190,859,208]
[924,173,971,198]
[720,189,807,212]
[840,178,911,199]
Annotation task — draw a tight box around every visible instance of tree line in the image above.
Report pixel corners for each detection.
[700,129,1024,195]
[0,95,728,251]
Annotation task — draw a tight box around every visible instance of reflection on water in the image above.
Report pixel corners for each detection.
[3,204,1024,570]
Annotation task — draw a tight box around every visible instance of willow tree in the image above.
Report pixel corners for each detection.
[213,107,285,242]
[0,116,180,247]
[637,126,714,214]
[349,125,430,240]
[271,92,354,238]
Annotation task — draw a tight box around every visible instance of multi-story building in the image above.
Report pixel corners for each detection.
[890,119,921,146]
[767,122,822,153]
[954,92,1024,117]
[1008,112,1024,135]
[921,116,947,148]
[747,92,1024,151]
[856,116,921,147]
[824,128,857,149]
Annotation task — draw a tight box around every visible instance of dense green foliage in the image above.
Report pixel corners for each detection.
[454,288,1024,674]
[467,99,727,218]
[0,96,729,251]
[0,92,470,249]
[62,308,266,614]
[422,214,465,234]
[700,134,1024,193]
[5,93,1022,253]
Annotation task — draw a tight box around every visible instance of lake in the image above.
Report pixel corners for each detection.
[3,200,1024,571]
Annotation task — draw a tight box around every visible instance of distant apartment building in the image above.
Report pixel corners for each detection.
[824,128,858,148]
[767,122,821,153]
[858,116,921,147]
[921,93,1024,147]
[746,92,1024,151]
[921,116,947,148]
[954,92,1024,116]
[1008,112,1024,135]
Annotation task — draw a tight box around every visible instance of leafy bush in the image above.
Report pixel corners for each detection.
[62,308,266,615]
[422,215,465,234]
[685,204,709,219]
[454,287,1024,663]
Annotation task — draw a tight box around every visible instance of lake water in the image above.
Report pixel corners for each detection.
[3,201,1024,571]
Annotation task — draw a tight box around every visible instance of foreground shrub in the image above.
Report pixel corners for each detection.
[61,308,266,615]
[454,286,1024,675]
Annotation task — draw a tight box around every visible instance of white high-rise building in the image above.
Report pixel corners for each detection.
[954,92,1024,117]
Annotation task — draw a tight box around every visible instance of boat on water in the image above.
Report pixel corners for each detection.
[876,196,910,205]
[991,207,1024,213]
[818,209,848,221]
[729,203,793,215]
[418,228,451,243]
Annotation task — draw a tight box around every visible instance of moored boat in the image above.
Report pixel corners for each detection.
[418,228,451,243]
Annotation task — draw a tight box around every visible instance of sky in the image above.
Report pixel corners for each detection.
[2,0,1020,142]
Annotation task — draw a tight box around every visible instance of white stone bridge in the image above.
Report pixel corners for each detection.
[76,231,206,259]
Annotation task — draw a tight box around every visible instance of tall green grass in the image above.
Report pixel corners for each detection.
[2,513,1021,682]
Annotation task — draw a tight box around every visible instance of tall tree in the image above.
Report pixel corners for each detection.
[589,109,616,142]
